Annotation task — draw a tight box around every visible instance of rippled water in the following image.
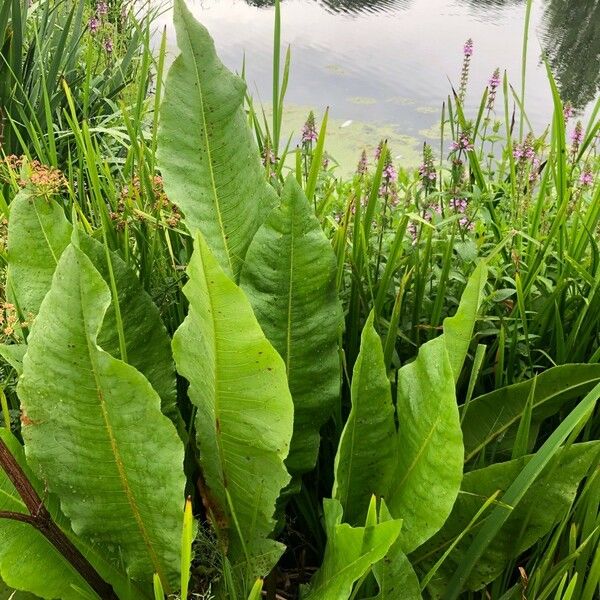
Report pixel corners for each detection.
[155,0,600,170]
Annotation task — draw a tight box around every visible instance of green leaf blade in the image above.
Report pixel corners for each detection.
[241,175,342,476]
[157,0,277,279]
[389,337,463,553]
[18,245,186,591]
[7,188,71,317]
[172,232,294,583]
[333,311,396,525]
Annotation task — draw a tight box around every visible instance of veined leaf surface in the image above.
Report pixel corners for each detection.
[415,442,599,595]
[79,235,181,428]
[7,188,180,427]
[18,244,185,591]
[7,188,71,317]
[0,430,149,600]
[333,311,396,525]
[388,336,461,553]
[461,363,600,461]
[241,175,342,476]
[157,0,277,279]
[172,232,293,583]
[370,501,422,600]
[442,262,487,383]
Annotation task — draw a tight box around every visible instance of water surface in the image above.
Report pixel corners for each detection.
[156,0,600,170]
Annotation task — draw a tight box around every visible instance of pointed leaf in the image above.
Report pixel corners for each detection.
[78,235,181,428]
[157,0,277,279]
[0,344,26,375]
[7,193,179,426]
[18,244,185,591]
[462,363,600,461]
[172,232,293,582]
[333,312,396,525]
[300,499,402,600]
[241,175,342,476]
[416,442,599,595]
[442,262,487,383]
[0,430,149,600]
[388,336,462,553]
[7,188,71,317]
[370,501,422,600]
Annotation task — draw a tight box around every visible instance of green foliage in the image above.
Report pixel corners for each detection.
[0,1,598,599]
[157,0,277,280]
[7,188,71,318]
[241,174,342,477]
[300,497,402,600]
[333,311,396,526]
[172,232,293,592]
[416,442,599,595]
[18,240,186,592]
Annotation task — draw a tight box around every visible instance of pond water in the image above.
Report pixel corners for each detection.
[155,0,600,172]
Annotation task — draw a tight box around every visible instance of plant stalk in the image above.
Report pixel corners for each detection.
[0,437,118,600]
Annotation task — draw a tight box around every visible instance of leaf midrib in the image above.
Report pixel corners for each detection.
[464,378,600,461]
[182,22,234,276]
[78,268,167,588]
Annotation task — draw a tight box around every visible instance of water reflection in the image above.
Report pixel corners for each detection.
[245,0,412,14]
[542,0,600,109]
[242,0,599,110]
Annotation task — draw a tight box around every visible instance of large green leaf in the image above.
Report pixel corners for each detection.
[172,232,293,585]
[6,188,71,317]
[333,311,396,525]
[241,175,342,476]
[7,188,180,427]
[369,500,422,600]
[461,363,600,461]
[442,262,487,383]
[415,442,599,595]
[78,235,181,428]
[388,336,461,553]
[157,0,277,280]
[0,430,149,600]
[300,498,402,600]
[17,243,186,591]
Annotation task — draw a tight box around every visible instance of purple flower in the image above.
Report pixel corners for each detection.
[570,121,584,150]
[580,167,593,186]
[96,2,109,16]
[563,101,574,124]
[463,38,474,57]
[88,17,100,34]
[450,131,474,154]
[459,216,474,231]
[489,70,501,90]
[459,39,474,102]
[450,197,468,213]
[383,162,397,181]
[104,38,113,53]
[419,143,437,192]
[374,141,384,160]
[487,68,501,111]
[301,111,318,144]
[356,150,368,175]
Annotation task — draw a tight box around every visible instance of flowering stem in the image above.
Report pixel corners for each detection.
[0,437,118,600]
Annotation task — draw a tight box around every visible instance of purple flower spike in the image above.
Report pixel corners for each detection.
[88,17,100,34]
[463,38,474,57]
[301,111,318,144]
